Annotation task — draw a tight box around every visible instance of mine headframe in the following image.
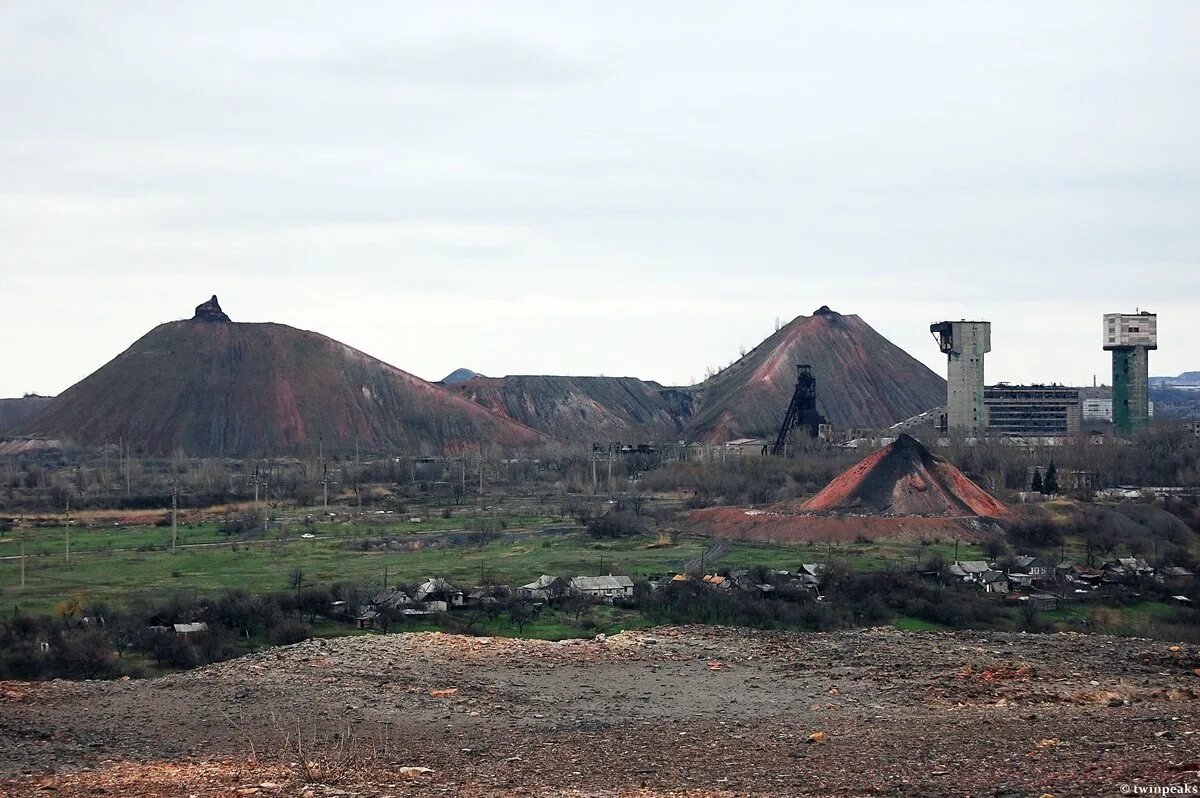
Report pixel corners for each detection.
[771,364,826,456]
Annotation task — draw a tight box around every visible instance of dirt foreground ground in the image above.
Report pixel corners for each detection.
[2,626,1199,797]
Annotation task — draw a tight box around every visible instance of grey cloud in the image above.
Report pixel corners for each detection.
[0,2,1197,396]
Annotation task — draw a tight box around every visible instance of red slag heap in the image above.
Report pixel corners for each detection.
[802,434,1007,517]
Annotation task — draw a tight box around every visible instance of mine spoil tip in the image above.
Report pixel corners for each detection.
[193,295,231,322]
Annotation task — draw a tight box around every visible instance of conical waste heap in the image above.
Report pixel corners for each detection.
[802,434,1007,517]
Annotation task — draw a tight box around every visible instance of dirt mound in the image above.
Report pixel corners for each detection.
[0,395,52,432]
[689,506,1002,543]
[449,308,945,443]
[683,308,946,440]
[19,300,548,456]
[450,374,694,442]
[802,434,1007,517]
[690,436,1006,543]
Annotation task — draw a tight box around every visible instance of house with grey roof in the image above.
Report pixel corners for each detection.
[414,577,464,607]
[569,575,634,601]
[518,575,568,601]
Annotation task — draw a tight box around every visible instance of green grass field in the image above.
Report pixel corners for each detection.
[892,616,948,632]
[0,508,1009,616]
[3,501,1189,643]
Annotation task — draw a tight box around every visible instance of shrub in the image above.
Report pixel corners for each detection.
[268,618,310,646]
[585,510,646,539]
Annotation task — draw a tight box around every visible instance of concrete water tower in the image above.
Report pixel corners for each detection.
[1103,311,1156,435]
[930,320,991,435]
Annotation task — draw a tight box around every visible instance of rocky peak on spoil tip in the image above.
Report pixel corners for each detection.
[192,295,231,322]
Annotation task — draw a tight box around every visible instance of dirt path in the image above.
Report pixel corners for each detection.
[2,626,1198,797]
[682,539,730,574]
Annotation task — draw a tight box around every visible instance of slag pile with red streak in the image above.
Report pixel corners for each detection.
[802,434,1007,517]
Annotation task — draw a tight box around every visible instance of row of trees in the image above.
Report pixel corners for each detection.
[928,423,1200,495]
[0,585,355,680]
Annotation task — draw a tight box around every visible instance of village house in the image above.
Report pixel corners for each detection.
[1013,556,1053,579]
[1116,557,1154,576]
[414,577,464,608]
[947,561,1008,593]
[702,574,733,590]
[723,438,769,457]
[726,569,773,592]
[979,570,1009,593]
[518,575,568,601]
[1065,564,1104,589]
[569,575,635,601]
[466,586,511,607]
[947,561,991,582]
[370,589,413,611]
[1102,558,1155,585]
[1161,565,1195,581]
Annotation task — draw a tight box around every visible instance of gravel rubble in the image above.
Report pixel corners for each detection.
[1,626,1198,797]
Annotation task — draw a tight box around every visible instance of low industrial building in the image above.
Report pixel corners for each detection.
[983,384,1081,437]
[1080,386,1154,423]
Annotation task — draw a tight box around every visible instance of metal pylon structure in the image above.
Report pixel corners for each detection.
[771,364,825,456]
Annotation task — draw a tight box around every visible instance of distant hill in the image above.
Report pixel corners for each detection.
[1151,371,1200,386]
[0,395,54,434]
[450,375,695,442]
[451,307,946,443]
[19,297,546,456]
[681,307,946,441]
[441,368,484,385]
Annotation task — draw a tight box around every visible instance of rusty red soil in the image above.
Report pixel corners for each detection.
[802,434,1008,517]
[688,505,997,543]
[690,435,1008,543]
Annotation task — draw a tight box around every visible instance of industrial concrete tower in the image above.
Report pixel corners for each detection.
[1104,311,1156,435]
[930,321,991,434]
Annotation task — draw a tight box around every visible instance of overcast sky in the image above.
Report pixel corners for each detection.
[3,2,1198,398]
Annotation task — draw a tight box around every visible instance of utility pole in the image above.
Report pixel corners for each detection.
[607,457,613,495]
[322,464,328,509]
[171,481,178,554]
[253,467,260,509]
[65,495,71,566]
